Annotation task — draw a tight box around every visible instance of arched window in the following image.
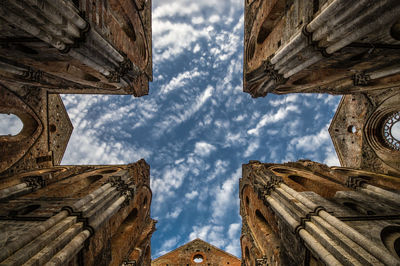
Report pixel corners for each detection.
[0,113,23,136]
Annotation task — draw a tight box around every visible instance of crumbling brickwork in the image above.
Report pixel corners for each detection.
[152,238,241,266]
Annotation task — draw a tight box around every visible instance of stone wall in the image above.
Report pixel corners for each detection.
[152,238,241,266]
[0,159,155,266]
[240,161,400,265]
[244,0,400,97]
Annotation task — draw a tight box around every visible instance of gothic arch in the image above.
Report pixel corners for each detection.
[270,166,349,198]
[0,84,43,174]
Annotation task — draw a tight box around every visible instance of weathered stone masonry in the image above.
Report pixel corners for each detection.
[240,161,400,266]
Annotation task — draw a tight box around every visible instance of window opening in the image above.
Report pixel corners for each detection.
[348,125,357,134]
[0,113,23,136]
[383,112,400,151]
[193,254,204,263]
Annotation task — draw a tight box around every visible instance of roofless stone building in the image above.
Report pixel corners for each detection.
[241,0,400,265]
[244,0,400,97]
[0,1,154,265]
[152,238,241,266]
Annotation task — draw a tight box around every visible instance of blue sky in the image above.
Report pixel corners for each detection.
[0,0,341,259]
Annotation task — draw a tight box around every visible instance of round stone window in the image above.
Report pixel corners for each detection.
[193,254,204,263]
[383,112,400,151]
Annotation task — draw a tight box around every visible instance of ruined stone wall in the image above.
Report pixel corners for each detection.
[240,161,400,265]
[0,0,152,96]
[0,159,155,266]
[244,0,400,97]
[152,238,241,266]
[329,89,400,176]
[0,84,73,176]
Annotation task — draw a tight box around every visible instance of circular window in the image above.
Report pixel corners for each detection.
[383,112,400,151]
[193,254,204,263]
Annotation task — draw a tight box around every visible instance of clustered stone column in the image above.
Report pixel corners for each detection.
[0,175,45,200]
[253,168,400,266]
[0,0,140,86]
[0,173,136,265]
[246,0,400,95]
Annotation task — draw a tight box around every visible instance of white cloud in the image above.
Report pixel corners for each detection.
[153,86,214,135]
[290,124,330,152]
[166,207,183,219]
[324,151,340,166]
[153,20,209,62]
[227,223,240,239]
[244,140,260,157]
[185,190,199,200]
[247,105,299,136]
[151,165,189,207]
[160,68,205,94]
[189,225,225,248]
[157,236,180,257]
[194,141,216,157]
[207,160,229,181]
[193,44,201,53]
[211,168,240,220]
[269,94,299,107]
[209,15,220,23]
[192,17,204,24]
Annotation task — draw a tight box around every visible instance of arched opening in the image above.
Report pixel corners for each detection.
[390,19,400,40]
[110,208,139,263]
[0,113,23,136]
[381,226,400,259]
[255,209,271,234]
[143,196,148,209]
[348,125,357,134]
[343,202,375,215]
[126,208,138,223]
[288,175,307,186]
[87,174,103,183]
[193,254,204,263]
[14,44,38,55]
[271,167,292,174]
[101,168,118,174]
[9,204,41,216]
[256,1,285,44]
[245,246,251,265]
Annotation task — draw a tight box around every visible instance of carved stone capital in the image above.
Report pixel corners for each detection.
[256,257,269,266]
[107,71,121,83]
[23,175,45,189]
[23,70,43,82]
[346,176,367,189]
[353,72,370,86]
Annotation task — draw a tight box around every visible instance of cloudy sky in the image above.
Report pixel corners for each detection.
[0,0,341,259]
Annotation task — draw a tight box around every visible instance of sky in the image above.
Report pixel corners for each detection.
[0,0,342,260]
